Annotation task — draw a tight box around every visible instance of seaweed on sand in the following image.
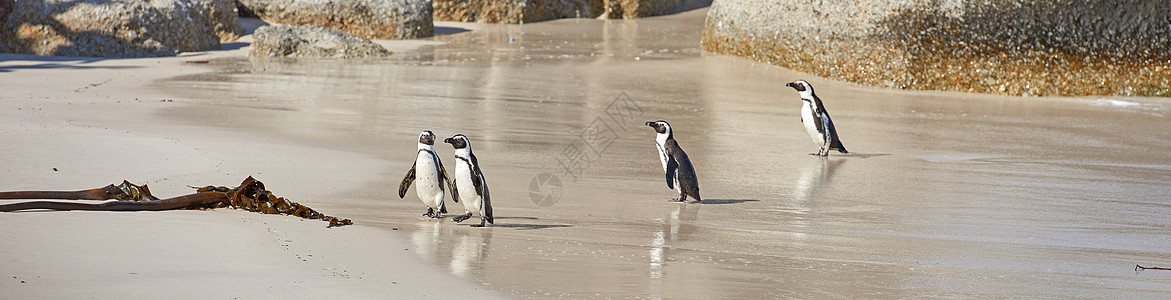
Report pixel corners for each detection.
[0,176,352,228]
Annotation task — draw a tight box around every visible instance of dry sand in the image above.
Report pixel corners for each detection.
[0,22,502,299]
[4,9,1171,299]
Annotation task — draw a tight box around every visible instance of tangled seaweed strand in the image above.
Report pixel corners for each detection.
[0,177,352,228]
[194,177,352,227]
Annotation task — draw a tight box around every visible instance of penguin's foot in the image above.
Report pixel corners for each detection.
[470,218,487,227]
[452,213,472,223]
[423,208,435,218]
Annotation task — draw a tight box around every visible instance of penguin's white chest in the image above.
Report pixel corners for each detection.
[454,160,483,215]
[414,151,444,209]
[801,102,826,147]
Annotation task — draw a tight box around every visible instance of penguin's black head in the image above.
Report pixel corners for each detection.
[444,134,469,149]
[645,120,671,135]
[418,130,436,145]
[785,80,810,92]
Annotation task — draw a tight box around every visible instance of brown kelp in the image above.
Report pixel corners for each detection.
[0,177,352,227]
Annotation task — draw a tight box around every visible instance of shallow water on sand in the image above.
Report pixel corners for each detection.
[160,9,1171,298]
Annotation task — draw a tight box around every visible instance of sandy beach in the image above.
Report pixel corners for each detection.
[4,8,1171,299]
[0,21,502,298]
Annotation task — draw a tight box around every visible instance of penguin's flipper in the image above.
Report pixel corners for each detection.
[812,109,826,135]
[436,155,449,192]
[823,112,848,153]
[438,157,458,202]
[398,164,416,198]
[482,182,493,224]
[448,179,461,204]
[665,155,678,190]
[831,138,848,153]
[821,111,833,142]
[675,153,701,202]
[472,173,484,197]
[470,153,485,197]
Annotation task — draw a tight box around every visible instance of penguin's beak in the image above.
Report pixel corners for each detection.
[785,82,795,88]
[645,121,654,127]
[443,138,453,144]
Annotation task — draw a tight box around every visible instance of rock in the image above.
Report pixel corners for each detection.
[432,0,709,23]
[433,0,601,23]
[0,0,243,58]
[249,24,392,58]
[233,0,258,18]
[701,0,1171,97]
[212,0,246,42]
[602,0,709,19]
[0,0,12,25]
[237,0,432,39]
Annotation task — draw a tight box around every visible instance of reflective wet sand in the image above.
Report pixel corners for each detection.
[159,9,1171,298]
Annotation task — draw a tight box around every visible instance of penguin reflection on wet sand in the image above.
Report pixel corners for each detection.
[786,80,848,156]
[398,130,453,218]
[645,120,701,203]
[444,134,494,227]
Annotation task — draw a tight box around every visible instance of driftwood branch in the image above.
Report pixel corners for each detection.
[0,180,158,201]
[0,192,227,212]
[0,177,351,227]
[1135,265,1171,271]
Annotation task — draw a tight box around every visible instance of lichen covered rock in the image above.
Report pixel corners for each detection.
[602,0,705,19]
[0,0,242,58]
[433,0,707,23]
[0,0,13,25]
[249,24,392,58]
[702,0,1171,97]
[237,0,432,39]
[433,0,599,23]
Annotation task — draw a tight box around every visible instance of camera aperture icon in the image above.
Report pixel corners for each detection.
[528,172,564,207]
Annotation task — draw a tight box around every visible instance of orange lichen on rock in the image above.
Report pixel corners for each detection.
[701,0,1171,97]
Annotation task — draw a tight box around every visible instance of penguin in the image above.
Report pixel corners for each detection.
[645,120,701,202]
[399,130,454,218]
[443,134,493,227]
[785,80,848,156]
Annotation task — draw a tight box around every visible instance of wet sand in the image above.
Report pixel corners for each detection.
[165,8,1171,298]
[7,8,1171,298]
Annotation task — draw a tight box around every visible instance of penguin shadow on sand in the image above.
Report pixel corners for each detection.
[485,216,573,230]
[697,199,761,205]
[811,152,889,159]
[648,202,702,281]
